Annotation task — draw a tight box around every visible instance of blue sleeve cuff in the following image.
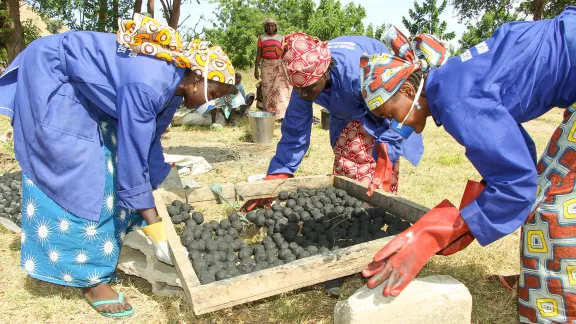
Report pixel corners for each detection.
[118,182,155,210]
[460,199,528,246]
[151,162,171,189]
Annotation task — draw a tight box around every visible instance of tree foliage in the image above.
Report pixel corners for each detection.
[25,0,133,32]
[450,0,572,22]
[458,7,519,52]
[205,0,367,69]
[402,0,456,41]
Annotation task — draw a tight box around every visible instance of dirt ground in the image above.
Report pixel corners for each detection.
[0,79,566,323]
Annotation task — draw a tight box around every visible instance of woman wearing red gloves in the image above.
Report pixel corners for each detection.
[361,8,576,323]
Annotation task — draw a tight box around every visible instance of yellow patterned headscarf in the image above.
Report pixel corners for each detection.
[117,13,235,85]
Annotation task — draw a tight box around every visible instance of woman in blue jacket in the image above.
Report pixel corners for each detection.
[0,14,235,317]
[262,32,425,197]
[361,8,576,323]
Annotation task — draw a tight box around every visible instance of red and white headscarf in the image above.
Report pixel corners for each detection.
[281,32,332,88]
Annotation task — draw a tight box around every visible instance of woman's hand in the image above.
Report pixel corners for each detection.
[254,68,260,81]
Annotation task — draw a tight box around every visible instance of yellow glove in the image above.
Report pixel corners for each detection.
[141,222,173,266]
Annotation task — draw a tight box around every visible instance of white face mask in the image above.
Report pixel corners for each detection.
[396,77,424,130]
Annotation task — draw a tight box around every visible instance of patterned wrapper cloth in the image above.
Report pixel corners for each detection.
[518,104,576,324]
[333,121,399,193]
[20,116,142,287]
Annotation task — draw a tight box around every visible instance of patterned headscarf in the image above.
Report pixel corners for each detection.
[360,25,449,111]
[282,32,332,88]
[117,13,235,85]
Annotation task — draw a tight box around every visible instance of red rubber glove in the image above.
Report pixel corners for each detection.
[437,179,486,256]
[362,199,468,297]
[367,143,393,197]
[241,173,293,212]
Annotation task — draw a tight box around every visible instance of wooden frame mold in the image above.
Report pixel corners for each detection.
[155,175,429,315]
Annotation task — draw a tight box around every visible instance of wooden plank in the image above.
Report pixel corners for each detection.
[153,191,200,304]
[181,175,334,204]
[333,176,429,223]
[188,236,394,315]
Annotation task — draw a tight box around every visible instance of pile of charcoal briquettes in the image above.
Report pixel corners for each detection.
[0,172,22,226]
[167,187,411,284]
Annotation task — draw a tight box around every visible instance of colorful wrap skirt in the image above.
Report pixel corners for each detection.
[260,59,292,120]
[332,120,399,194]
[19,116,142,288]
[519,104,576,323]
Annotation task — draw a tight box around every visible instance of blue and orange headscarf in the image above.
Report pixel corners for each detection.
[361,25,449,111]
[117,13,235,85]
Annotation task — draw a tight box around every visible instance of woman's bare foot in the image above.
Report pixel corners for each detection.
[82,283,133,314]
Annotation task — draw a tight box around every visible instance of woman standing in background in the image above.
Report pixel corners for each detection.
[254,18,292,120]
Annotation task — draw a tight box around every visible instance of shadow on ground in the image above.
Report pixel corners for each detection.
[164,146,240,164]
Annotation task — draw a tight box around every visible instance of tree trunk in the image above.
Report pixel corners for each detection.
[1,0,26,65]
[147,0,154,18]
[169,0,181,28]
[134,0,142,16]
[98,0,108,32]
[532,0,548,21]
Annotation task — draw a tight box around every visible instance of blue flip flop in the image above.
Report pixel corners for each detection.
[84,293,135,318]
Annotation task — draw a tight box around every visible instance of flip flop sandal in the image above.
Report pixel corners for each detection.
[84,293,135,318]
